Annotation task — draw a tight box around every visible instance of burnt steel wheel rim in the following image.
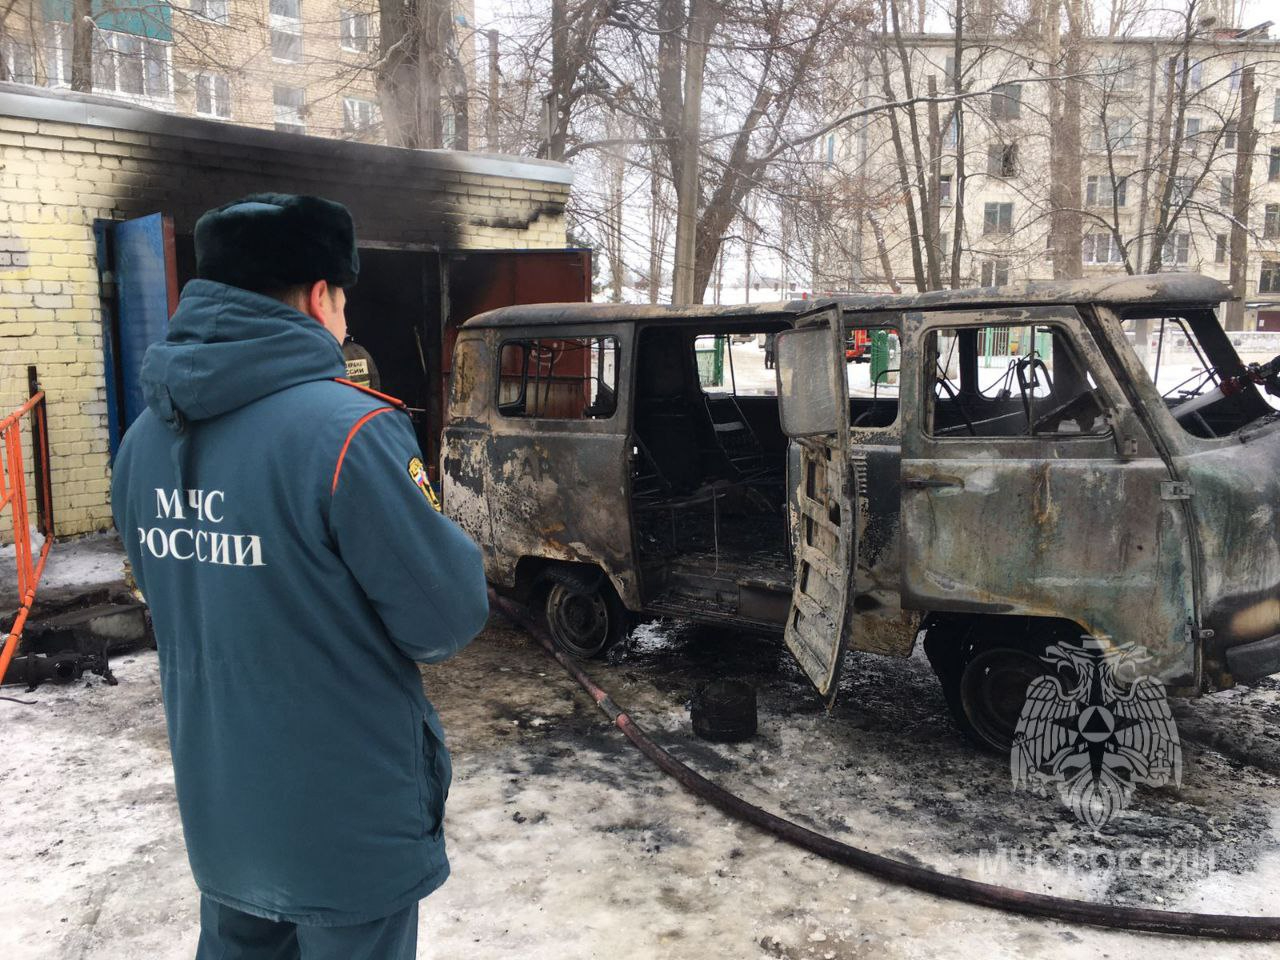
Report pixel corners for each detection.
[546,583,610,657]
[960,647,1047,753]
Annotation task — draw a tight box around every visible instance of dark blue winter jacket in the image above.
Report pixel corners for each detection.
[110,279,489,926]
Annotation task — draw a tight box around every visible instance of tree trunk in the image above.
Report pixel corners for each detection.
[671,0,713,304]
[1147,9,1196,273]
[486,30,500,152]
[378,0,452,148]
[1046,0,1084,280]
[868,212,902,293]
[71,0,92,93]
[877,40,926,292]
[1226,67,1258,331]
[948,3,965,288]
[887,0,940,289]
[648,142,669,303]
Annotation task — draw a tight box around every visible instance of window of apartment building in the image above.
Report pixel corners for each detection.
[1090,118,1135,153]
[1083,232,1124,264]
[1167,57,1202,91]
[983,202,1013,235]
[195,73,231,118]
[1229,61,1241,91]
[1270,147,1280,181]
[274,84,305,133]
[1085,174,1126,207]
[2,35,36,84]
[1224,121,1237,150]
[1099,55,1135,92]
[191,0,230,25]
[1161,232,1190,266]
[1220,176,1233,208]
[1266,204,1280,240]
[1182,116,1203,155]
[987,143,1018,178]
[1171,175,1194,204]
[42,22,72,87]
[1274,92,1280,123]
[1215,234,1227,264]
[93,31,172,100]
[979,259,1010,286]
[343,96,377,133]
[943,55,955,86]
[943,114,958,147]
[340,9,370,52]
[991,83,1022,119]
[939,173,953,204]
[1262,261,1280,294]
[271,0,303,62]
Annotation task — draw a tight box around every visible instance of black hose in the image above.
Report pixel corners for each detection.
[490,590,1280,942]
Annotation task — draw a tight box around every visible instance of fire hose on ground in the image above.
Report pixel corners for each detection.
[488,590,1280,942]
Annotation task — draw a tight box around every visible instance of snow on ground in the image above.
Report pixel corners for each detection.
[0,531,127,611]
[3,604,1280,959]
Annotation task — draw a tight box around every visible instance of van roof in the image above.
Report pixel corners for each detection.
[461,273,1232,329]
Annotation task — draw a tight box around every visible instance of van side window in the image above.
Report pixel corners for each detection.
[847,325,901,428]
[497,336,619,420]
[927,324,1108,437]
[1121,313,1278,438]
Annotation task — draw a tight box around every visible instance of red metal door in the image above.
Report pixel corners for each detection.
[436,249,591,449]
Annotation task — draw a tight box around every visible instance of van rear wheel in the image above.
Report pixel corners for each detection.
[924,618,1059,755]
[544,579,626,659]
[958,647,1051,754]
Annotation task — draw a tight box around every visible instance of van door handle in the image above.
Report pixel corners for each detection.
[902,476,963,490]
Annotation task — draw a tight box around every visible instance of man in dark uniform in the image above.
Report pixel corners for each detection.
[111,194,489,959]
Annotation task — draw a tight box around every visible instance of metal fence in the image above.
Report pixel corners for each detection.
[0,367,54,686]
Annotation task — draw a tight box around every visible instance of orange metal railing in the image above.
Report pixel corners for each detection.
[0,368,54,686]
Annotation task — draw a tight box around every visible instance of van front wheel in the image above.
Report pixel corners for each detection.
[544,580,626,659]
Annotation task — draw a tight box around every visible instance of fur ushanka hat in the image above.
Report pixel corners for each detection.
[194,193,360,293]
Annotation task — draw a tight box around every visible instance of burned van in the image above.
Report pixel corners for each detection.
[442,275,1280,750]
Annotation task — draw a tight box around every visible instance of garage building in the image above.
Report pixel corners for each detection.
[0,82,589,538]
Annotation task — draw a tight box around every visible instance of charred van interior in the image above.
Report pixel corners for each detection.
[632,322,792,627]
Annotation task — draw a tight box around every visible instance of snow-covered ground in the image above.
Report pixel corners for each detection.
[3,601,1280,959]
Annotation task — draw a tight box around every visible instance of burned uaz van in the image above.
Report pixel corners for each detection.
[442,274,1280,750]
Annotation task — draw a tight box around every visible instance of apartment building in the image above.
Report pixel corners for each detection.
[0,0,475,144]
[823,24,1280,329]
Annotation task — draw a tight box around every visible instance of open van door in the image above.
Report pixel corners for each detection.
[775,303,856,706]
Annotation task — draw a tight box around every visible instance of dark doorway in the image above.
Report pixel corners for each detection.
[344,248,441,464]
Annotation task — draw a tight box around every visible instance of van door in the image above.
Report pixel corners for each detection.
[775,304,857,705]
[898,306,1197,685]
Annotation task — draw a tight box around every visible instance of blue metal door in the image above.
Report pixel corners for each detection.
[96,213,178,457]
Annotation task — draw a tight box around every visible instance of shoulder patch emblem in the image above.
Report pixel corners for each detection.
[407,457,442,512]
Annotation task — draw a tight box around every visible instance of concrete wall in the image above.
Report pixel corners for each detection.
[0,86,571,539]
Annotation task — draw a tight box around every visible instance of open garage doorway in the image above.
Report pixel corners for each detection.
[343,248,442,464]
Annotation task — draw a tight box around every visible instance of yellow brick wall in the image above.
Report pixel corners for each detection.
[0,107,569,540]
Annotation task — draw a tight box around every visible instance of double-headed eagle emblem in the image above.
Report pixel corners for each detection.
[1011,637,1182,829]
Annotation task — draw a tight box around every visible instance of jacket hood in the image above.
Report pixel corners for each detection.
[141,279,345,431]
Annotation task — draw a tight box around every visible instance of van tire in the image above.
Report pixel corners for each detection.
[544,578,627,659]
[923,617,1061,755]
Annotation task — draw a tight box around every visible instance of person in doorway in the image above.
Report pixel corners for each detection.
[111,194,489,959]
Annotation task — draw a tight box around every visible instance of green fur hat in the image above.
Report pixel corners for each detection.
[194,193,360,293]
